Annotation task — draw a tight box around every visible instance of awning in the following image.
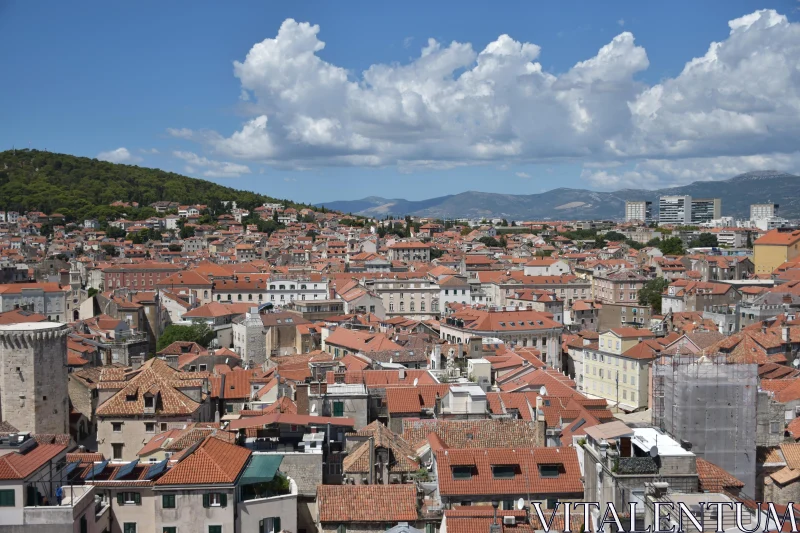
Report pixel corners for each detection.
[239,455,283,485]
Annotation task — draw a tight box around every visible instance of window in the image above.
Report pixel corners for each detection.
[333,401,344,417]
[163,528,177,533]
[124,524,137,533]
[80,515,88,533]
[0,489,15,507]
[162,494,176,509]
[112,422,123,432]
[771,422,781,434]
[226,404,233,413]
[203,493,227,508]
[538,464,561,478]
[261,517,282,533]
[337,526,347,533]
[145,423,155,433]
[112,443,124,460]
[117,492,141,505]
[209,527,222,533]
[452,466,473,480]
[491,465,517,479]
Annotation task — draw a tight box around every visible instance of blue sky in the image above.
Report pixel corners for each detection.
[1,1,799,204]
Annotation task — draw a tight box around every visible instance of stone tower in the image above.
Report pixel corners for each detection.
[0,322,70,435]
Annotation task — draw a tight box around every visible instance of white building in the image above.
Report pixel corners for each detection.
[751,203,779,220]
[658,195,692,225]
[266,276,329,305]
[624,201,652,223]
[438,275,471,308]
[0,283,69,322]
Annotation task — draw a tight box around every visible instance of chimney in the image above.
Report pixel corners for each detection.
[783,325,791,344]
[368,436,375,485]
[399,368,405,380]
[434,393,442,416]
[295,383,310,415]
[762,323,768,335]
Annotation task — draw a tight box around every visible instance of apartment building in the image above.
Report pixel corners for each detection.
[754,228,800,275]
[386,241,431,262]
[266,275,329,304]
[592,269,647,305]
[103,262,184,291]
[625,201,653,223]
[690,198,722,224]
[370,276,440,319]
[659,195,692,225]
[582,328,656,410]
[0,282,69,322]
[439,307,563,369]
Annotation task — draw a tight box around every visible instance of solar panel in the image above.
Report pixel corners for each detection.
[144,459,168,480]
[63,461,81,476]
[114,459,139,480]
[84,460,109,480]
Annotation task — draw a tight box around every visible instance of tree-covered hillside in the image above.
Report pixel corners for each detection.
[0,149,308,222]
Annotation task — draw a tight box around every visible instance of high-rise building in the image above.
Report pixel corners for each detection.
[690,198,722,224]
[0,322,70,434]
[624,201,652,222]
[751,203,779,220]
[658,195,692,225]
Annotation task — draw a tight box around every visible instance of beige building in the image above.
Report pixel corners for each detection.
[593,269,647,305]
[582,328,656,411]
[369,276,440,320]
[95,358,211,461]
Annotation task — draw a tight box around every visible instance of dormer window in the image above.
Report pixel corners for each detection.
[144,395,154,408]
[492,465,518,479]
[452,466,473,480]
[538,464,562,478]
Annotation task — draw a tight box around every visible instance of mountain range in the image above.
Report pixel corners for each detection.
[319,171,800,220]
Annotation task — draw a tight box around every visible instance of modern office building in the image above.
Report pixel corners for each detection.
[625,201,652,223]
[751,203,779,220]
[690,198,722,224]
[658,195,692,225]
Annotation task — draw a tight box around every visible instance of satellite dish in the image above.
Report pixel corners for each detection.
[310,404,316,413]
[539,386,546,396]
[413,378,419,387]
[794,359,800,368]
[516,498,525,510]
[649,446,658,458]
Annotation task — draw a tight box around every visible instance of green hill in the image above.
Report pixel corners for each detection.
[0,149,309,222]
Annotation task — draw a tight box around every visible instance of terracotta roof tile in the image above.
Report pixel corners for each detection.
[154,436,250,485]
[317,484,418,522]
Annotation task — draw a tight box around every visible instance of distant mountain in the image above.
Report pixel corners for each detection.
[319,171,800,220]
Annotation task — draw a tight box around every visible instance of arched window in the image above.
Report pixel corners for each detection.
[248,294,252,301]
[420,302,426,312]
[203,290,208,299]
[238,294,242,301]
[217,294,221,301]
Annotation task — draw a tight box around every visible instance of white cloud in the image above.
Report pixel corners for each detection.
[403,36,414,49]
[139,148,160,154]
[97,147,141,164]
[168,10,800,188]
[172,151,252,178]
[617,19,625,27]
[516,171,532,178]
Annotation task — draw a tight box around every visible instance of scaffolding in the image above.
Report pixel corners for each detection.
[652,354,757,495]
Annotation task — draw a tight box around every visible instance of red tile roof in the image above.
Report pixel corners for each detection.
[154,436,250,486]
[317,484,418,522]
[435,447,582,497]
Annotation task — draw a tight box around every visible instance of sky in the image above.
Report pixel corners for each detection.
[1,1,799,204]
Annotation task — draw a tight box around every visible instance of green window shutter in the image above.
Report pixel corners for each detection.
[209,526,222,533]
[220,492,227,507]
[134,492,141,505]
[117,493,124,506]
[0,489,15,506]
[333,401,344,416]
[274,517,281,533]
[202,493,210,508]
